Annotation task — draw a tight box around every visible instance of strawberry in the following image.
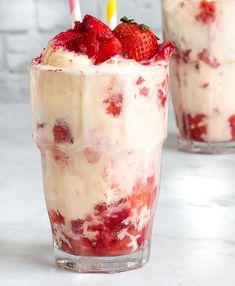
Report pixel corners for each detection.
[113,17,158,62]
[94,37,122,64]
[71,219,84,234]
[196,0,216,24]
[182,113,207,142]
[229,115,235,140]
[64,15,122,64]
[82,15,114,40]
[53,120,73,144]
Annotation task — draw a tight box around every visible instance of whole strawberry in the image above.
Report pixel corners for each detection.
[113,17,158,62]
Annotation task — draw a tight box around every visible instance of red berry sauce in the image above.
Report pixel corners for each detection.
[48,176,157,256]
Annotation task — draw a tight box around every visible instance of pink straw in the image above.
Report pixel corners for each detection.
[69,0,82,23]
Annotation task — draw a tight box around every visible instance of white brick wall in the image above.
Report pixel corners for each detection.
[0,0,162,102]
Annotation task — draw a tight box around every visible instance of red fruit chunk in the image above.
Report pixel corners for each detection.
[182,113,207,141]
[113,17,158,62]
[158,89,167,107]
[175,49,191,64]
[53,120,73,144]
[136,76,145,85]
[139,87,149,96]
[53,15,121,65]
[71,219,84,234]
[103,94,123,117]
[103,202,131,232]
[197,49,219,68]
[52,30,78,50]
[65,32,99,57]
[94,37,122,64]
[61,236,93,256]
[83,15,114,40]
[131,176,156,213]
[154,41,175,62]
[48,209,65,225]
[229,115,235,140]
[196,0,216,24]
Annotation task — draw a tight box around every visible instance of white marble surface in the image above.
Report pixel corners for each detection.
[0,103,235,286]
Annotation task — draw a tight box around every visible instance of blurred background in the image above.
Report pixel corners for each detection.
[0,0,162,102]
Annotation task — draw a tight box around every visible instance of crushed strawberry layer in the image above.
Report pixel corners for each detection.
[182,113,207,142]
[196,0,216,24]
[43,15,174,65]
[48,176,157,256]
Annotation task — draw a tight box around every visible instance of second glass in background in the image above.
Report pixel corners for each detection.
[162,0,235,154]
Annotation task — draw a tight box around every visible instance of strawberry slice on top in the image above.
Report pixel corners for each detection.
[113,17,159,62]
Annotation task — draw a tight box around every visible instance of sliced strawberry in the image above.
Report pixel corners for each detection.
[113,17,158,62]
[103,94,123,117]
[94,37,122,64]
[74,21,84,32]
[196,0,216,24]
[229,115,235,140]
[51,30,78,50]
[83,14,114,40]
[53,120,73,144]
[182,113,207,141]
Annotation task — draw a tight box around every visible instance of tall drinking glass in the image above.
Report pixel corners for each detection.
[29,60,169,273]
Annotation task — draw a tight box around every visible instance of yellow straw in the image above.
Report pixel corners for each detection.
[106,0,117,29]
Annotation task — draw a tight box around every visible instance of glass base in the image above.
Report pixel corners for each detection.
[54,245,150,273]
[177,135,235,154]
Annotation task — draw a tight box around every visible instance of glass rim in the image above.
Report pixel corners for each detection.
[28,60,169,76]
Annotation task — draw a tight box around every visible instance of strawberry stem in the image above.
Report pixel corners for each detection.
[120,16,150,31]
[139,24,150,30]
[120,16,135,24]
